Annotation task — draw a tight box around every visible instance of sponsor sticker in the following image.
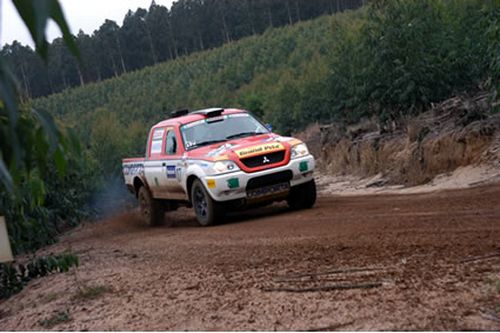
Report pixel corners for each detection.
[207,143,234,157]
[299,161,308,172]
[166,165,176,178]
[227,178,240,189]
[206,179,216,189]
[123,163,144,176]
[235,142,284,158]
[152,128,165,140]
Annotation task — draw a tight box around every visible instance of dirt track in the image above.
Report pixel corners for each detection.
[1,184,500,330]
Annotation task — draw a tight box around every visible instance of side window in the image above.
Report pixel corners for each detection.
[150,128,165,155]
[165,129,177,155]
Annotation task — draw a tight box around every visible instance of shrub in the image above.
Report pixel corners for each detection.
[328,0,499,124]
[0,253,79,299]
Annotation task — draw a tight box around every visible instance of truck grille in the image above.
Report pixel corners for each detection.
[240,151,285,168]
[246,170,293,190]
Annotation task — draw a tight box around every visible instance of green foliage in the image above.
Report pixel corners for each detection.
[19,0,499,243]
[329,0,499,123]
[12,0,79,60]
[0,252,79,299]
[73,284,112,301]
[1,0,79,191]
[35,1,498,144]
[34,15,338,144]
[3,0,364,98]
[38,309,71,328]
[1,1,96,256]
[0,109,97,254]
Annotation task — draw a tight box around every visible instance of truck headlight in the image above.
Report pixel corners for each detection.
[212,160,240,174]
[291,143,309,159]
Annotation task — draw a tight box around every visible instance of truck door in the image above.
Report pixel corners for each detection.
[144,127,185,200]
[161,128,185,199]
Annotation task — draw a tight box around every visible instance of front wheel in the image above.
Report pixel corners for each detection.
[287,179,317,210]
[191,179,223,226]
[138,186,164,226]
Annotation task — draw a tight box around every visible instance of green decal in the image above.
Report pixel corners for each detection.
[299,161,308,172]
[227,178,240,189]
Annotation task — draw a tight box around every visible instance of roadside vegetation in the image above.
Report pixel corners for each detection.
[34,0,499,176]
[0,0,88,299]
[0,0,498,299]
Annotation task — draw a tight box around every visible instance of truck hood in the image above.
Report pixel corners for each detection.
[184,133,300,162]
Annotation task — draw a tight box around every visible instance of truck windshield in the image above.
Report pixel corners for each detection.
[181,113,269,150]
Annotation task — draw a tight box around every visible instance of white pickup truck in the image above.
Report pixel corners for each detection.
[122,108,316,226]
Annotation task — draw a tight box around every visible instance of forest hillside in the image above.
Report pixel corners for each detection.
[2,0,363,98]
[34,0,499,179]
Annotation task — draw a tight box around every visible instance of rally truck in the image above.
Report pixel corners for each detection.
[122,108,316,226]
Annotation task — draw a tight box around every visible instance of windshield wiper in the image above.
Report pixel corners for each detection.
[188,139,227,150]
[226,132,267,140]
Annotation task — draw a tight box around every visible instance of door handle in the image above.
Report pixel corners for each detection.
[162,162,166,167]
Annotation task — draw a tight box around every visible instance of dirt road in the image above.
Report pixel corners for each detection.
[1,184,499,330]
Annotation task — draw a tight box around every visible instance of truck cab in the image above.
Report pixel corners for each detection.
[123,108,316,226]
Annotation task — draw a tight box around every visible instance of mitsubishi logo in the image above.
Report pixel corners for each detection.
[262,156,270,164]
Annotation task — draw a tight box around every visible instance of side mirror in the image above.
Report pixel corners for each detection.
[265,123,273,132]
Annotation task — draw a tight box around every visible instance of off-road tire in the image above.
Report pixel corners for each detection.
[138,186,164,226]
[287,179,317,210]
[191,179,223,226]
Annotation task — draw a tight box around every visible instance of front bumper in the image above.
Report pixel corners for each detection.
[202,155,315,202]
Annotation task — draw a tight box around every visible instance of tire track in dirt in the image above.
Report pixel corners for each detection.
[0,184,499,330]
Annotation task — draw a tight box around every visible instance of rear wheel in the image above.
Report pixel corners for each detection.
[138,186,164,226]
[191,179,223,226]
[287,179,317,210]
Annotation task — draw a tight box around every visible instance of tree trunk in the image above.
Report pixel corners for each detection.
[109,53,118,77]
[20,63,31,98]
[115,35,127,73]
[267,6,274,28]
[143,22,157,64]
[295,0,301,21]
[167,19,178,59]
[47,73,54,95]
[77,65,85,86]
[61,72,68,90]
[167,44,174,60]
[198,31,204,50]
[286,0,293,24]
[221,12,231,43]
[246,0,256,35]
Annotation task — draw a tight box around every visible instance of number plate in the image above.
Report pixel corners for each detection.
[247,182,290,199]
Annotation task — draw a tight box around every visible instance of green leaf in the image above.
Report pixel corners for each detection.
[12,0,50,59]
[0,58,21,170]
[32,108,59,152]
[28,175,46,206]
[48,0,80,61]
[53,148,67,177]
[12,0,80,61]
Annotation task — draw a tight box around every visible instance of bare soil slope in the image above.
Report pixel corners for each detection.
[1,184,499,330]
[304,92,500,186]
